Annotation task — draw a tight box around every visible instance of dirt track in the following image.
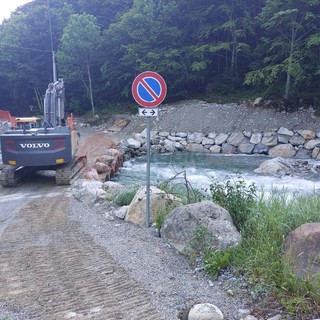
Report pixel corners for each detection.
[0,184,163,319]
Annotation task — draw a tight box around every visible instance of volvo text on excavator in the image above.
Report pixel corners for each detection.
[0,79,87,187]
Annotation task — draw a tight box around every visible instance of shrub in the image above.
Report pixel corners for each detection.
[203,248,234,279]
[210,177,257,231]
[113,188,137,206]
[154,204,174,232]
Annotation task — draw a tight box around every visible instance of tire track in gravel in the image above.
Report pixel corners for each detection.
[0,195,163,320]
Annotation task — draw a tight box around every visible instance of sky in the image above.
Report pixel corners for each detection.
[0,0,32,22]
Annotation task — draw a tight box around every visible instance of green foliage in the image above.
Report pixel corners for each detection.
[188,225,212,254]
[154,204,174,232]
[57,13,103,116]
[113,187,137,206]
[206,191,320,316]
[203,248,234,279]
[210,177,257,231]
[184,225,213,263]
[0,0,320,114]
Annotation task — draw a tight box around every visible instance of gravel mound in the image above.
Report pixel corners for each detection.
[101,100,320,138]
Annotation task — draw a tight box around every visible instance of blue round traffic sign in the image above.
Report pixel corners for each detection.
[132,71,167,108]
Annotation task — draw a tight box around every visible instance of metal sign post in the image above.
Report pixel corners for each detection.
[131,71,167,227]
[145,116,151,227]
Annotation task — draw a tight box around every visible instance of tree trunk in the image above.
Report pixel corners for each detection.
[87,63,95,117]
[284,28,296,100]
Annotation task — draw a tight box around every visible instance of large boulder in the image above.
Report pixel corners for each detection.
[268,144,296,157]
[254,157,294,175]
[284,223,320,283]
[161,201,241,254]
[125,186,182,227]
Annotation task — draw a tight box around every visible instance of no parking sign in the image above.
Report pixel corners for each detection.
[132,71,167,108]
[131,71,167,228]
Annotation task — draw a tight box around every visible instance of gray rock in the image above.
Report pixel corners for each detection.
[298,129,316,140]
[164,139,177,152]
[253,97,263,106]
[261,133,278,147]
[125,186,182,227]
[312,147,320,159]
[254,157,294,175]
[188,303,224,320]
[227,132,249,147]
[208,132,217,139]
[174,142,185,151]
[215,133,229,145]
[243,130,252,138]
[159,131,169,137]
[202,137,215,145]
[127,138,141,149]
[114,206,128,219]
[268,144,296,157]
[250,132,262,144]
[161,201,241,254]
[277,127,294,136]
[134,133,146,145]
[277,135,290,144]
[296,148,312,159]
[221,143,236,154]
[186,143,209,153]
[238,143,254,154]
[187,132,204,144]
[176,132,188,138]
[284,223,320,283]
[168,135,182,142]
[289,134,305,146]
[267,315,282,320]
[304,139,320,150]
[238,309,251,318]
[244,316,258,320]
[209,145,221,153]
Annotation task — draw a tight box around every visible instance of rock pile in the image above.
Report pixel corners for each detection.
[83,148,123,181]
[122,127,320,160]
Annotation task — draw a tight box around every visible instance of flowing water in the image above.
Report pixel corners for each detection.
[114,152,320,195]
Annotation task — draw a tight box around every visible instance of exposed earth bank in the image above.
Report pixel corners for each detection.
[89,100,320,139]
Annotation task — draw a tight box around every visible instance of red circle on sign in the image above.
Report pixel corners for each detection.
[132,71,167,108]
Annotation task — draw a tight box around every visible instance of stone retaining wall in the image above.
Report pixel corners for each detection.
[122,127,320,160]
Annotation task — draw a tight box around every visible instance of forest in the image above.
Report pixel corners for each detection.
[0,0,320,116]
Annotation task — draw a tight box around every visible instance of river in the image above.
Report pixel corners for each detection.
[114,152,320,195]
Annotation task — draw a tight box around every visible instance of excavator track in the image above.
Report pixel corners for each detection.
[55,155,87,185]
[0,165,34,187]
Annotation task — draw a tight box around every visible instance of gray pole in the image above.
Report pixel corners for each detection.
[145,116,151,228]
